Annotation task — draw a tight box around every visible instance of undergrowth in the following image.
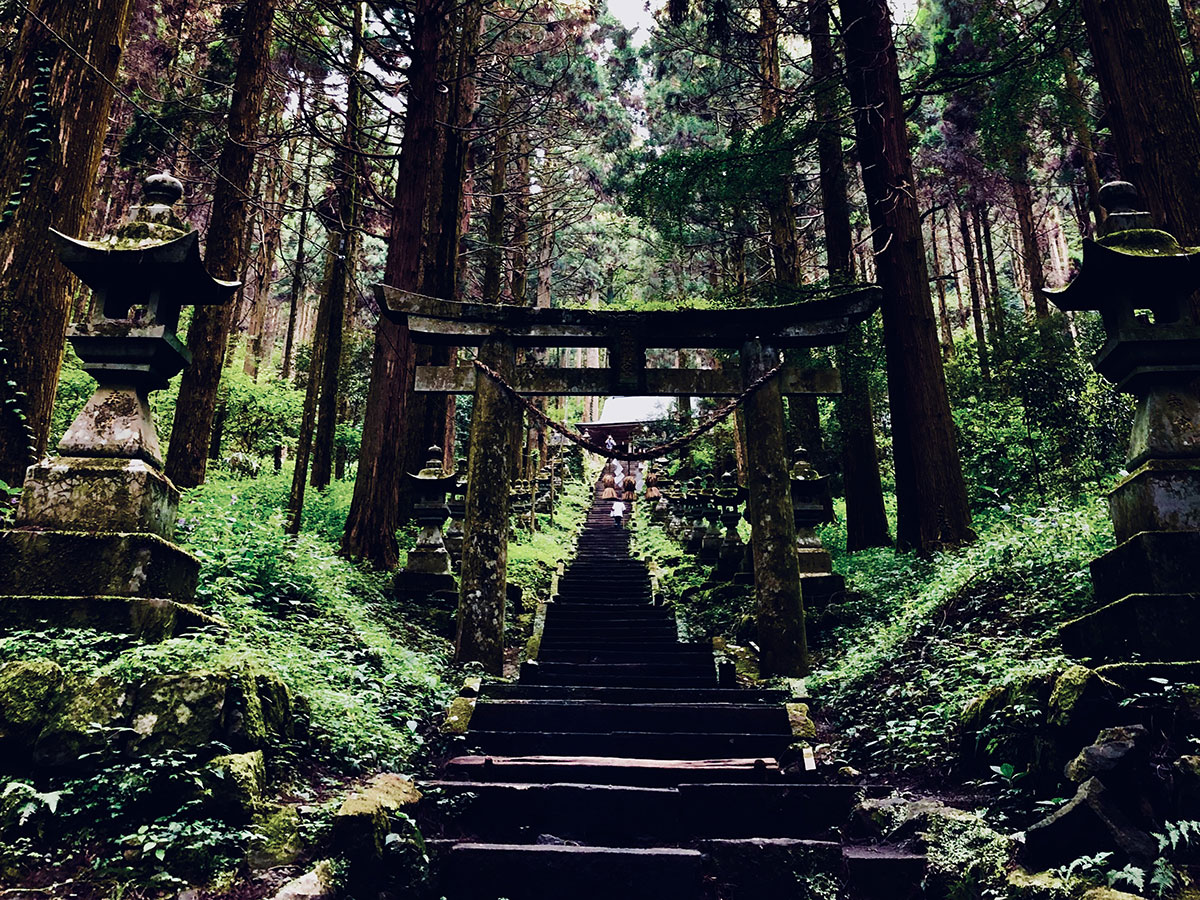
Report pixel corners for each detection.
[809,493,1114,775]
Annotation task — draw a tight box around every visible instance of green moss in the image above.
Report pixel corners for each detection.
[922,808,1012,900]
[203,750,265,821]
[0,659,65,735]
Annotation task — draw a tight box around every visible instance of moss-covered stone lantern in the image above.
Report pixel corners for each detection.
[0,173,238,638]
[394,446,460,601]
[1050,182,1200,660]
[789,446,844,609]
[715,471,747,581]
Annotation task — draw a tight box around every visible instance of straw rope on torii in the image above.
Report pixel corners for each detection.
[471,358,786,462]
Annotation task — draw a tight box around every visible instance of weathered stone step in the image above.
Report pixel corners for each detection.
[842,845,928,900]
[469,700,791,734]
[518,672,720,689]
[536,640,684,653]
[544,604,668,617]
[440,754,794,786]
[535,647,713,664]
[432,843,704,900]
[421,782,856,844]
[478,684,789,704]
[465,729,785,759]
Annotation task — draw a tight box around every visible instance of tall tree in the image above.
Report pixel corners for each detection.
[165,0,278,488]
[0,0,136,486]
[810,0,890,550]
[341,0,451,567]
[1080,0,1200,249]
[839,0,975,551]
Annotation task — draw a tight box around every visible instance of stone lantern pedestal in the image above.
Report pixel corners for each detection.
[1050,183,1200,661]
[0,174,238,639]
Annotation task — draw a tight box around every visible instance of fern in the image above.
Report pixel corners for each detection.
[1107,864,1146,893]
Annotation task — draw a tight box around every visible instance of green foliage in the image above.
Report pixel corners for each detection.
[810,495,1113,773]
[217,370,305,459]
[177,471,451,770]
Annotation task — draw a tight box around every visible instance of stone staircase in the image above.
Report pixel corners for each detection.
[420,474,889,900]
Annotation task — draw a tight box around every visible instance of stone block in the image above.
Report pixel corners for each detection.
[0,530,199,600]
[1061,593,1200,662]
[57,384,163,467]
[15,457,179,538]
[0,595,217,641]
[0,660,65,755]
[1021,777,1156,870]
[798,572,845,609]
[1109,459,1200,543]
[332,774,421,872]
[393,568,457,601]
[1090,530,1200,605]
[202,750,266,821]
[130,671,232,756]
[270,862,336,900]
[33,675,134,769]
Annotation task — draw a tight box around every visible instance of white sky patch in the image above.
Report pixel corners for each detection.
[607,0,656,46]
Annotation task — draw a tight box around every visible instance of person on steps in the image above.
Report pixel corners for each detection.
[622,473,637,503]
[610,500,626,528]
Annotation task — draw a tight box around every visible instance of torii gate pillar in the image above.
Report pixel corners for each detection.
[742,340,809,676]
[456,337,520,673]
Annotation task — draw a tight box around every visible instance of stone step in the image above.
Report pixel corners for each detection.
[469,700,792,734]
[535,647,713,664]
[464,729,786,759]
[519,672,721,689]
[432,843,705,900]
[544,604,667,617]
[440,755,795,786]
[477,685,790,704]
[421,782,856,844]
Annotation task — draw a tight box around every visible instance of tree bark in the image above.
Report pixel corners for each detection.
[928,215,955,357]
[1081,0,1200,249]
[839,0,975,551]
[981,210,1005,355]
[758,0,801,286]
[341,0,449,567]
[811,0,890,549]
[959,205,991,379]
[312,2,364,491]
[0,0,136,485]
[165,0,277,488]
[281,133,314,382]
[1011,163,1049,318]
[1062,47,1104,235]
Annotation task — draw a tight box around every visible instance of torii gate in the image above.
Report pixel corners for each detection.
[377,285,881,677]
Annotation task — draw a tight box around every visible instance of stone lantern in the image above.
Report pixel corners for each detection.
[685,477,708,554]
[444,474,467,570]
[0,173,238,637]
[1050,182,1200,661]
[790,446,844,609]
[714,471,747,581]
[395,446,460,601]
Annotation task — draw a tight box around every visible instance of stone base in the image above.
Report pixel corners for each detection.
[796,548,833,574]
[0,594,221,640]
[394,569,458,601]
[0,530,199,600]
[1109,460,1200,543]
[17,457,180,537]
[799,573,846,609]
[1060,593,1200,662]
[1090,530,1200,605]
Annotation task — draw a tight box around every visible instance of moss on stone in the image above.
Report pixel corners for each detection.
[248,805,305,868]
[786,702,817,740]
[1006,868,1073,900]
[33,675,132,769]
[0,660,65,737]
[202,750,265,822]
[130,670,230,755]
[1048,665,1096,729]
[921,807,1012,900]
[442,695,476,735]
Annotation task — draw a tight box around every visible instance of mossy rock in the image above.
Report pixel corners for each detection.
[248,804,305,868]
[130,670,231,755]
[786,702,817,740]
[201,750,265,822]
[1080,889,1145,900]
[921,807,1012,900]
[0,660,65,749]
[33,675,133,769]
[1006,868,1072,900]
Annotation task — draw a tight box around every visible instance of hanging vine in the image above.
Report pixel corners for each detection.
[1,46,56,229]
